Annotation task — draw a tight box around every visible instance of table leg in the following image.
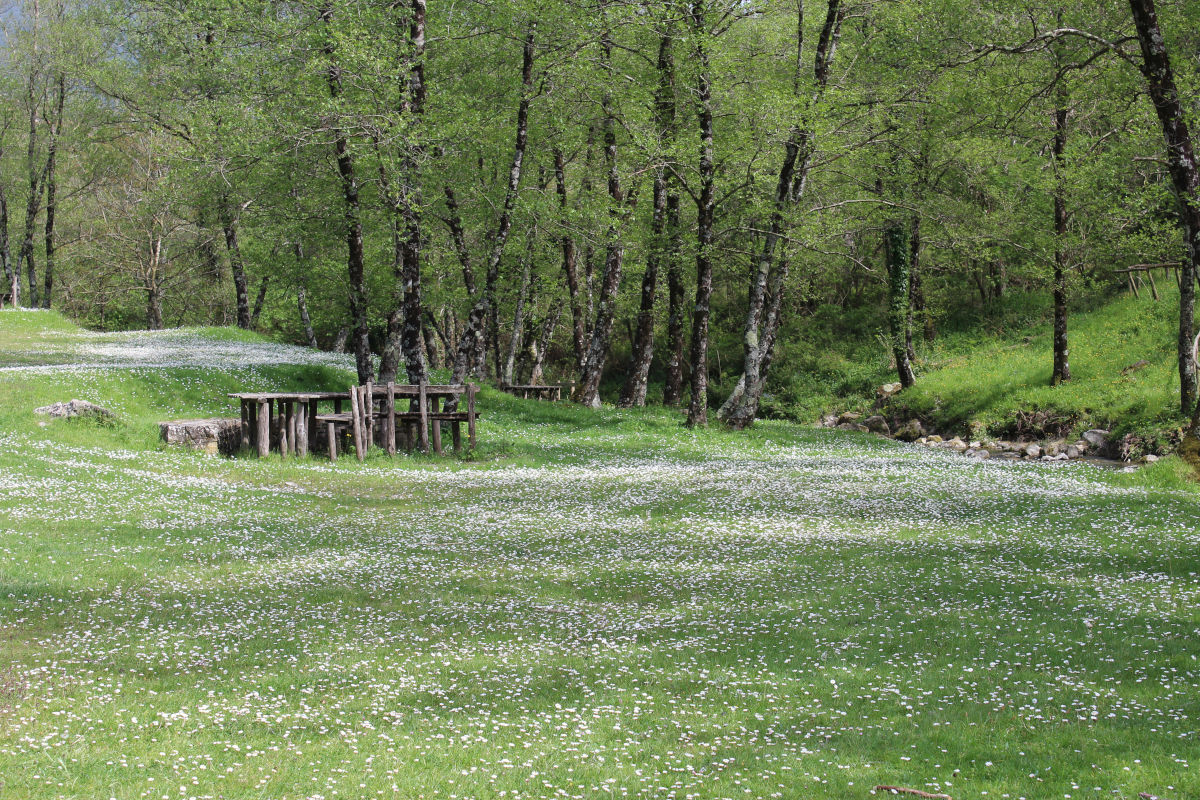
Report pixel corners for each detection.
[257,401,270,458]
[386,382,397,456]
[297,400,309,457]
[431,396,443,454]
[240,400,250,450]
[365,380,374,446]
[418,383,430,454]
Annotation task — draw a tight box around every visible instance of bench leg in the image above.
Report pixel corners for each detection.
[240,400,250,451]
[297,400,309,458]
[287,402,297,456]
[327,422,337,462]
[431,397,443,455]
[257,401,270,458]
[452,421,462,453]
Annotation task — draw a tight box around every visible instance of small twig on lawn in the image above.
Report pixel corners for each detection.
[1138,793,1173,800]
[873,787,953,800]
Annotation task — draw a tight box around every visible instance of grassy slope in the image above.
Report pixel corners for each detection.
[1,310,1198,800]
[766,286,1191,444]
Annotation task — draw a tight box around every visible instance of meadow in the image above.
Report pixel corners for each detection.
[1,310,1197,800]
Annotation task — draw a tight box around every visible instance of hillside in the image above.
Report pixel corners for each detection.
[765,286,1193,453]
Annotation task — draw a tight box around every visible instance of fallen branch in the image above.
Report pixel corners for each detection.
[1139,793,1173,800]
[873,787,953,800]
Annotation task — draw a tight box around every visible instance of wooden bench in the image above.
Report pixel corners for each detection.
[316,386,477,461]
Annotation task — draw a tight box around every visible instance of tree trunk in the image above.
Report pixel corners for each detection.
[0,182,15,307]
[504,242,533,385]
[719,0,842,428]
[619,32,676,408]
[886,223,916,388]
[1128,0,1198,414]
[1051,96,1071,385]
[298,284,319,348]
[21,39,42,309]
[687,0,716,428]
[905,216,920,365]
[530,305,562,385]
[663,192,685,406]
[41,75,64,310]
[553,146,587,372]
[146,236,164,330]
[576,19,628,408]
[251,276,269,329]
[450,26,535,384]
[399,0,428,384]
[323,3,373,384]
[218,199,252,330]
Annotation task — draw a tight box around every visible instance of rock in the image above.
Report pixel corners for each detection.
[1023,443,1042,459]
[1144,454,1159,464]
[34,399,114,420]
[863,415,891,435]
[160,419,242,456]
[1044,440,1065,457]
[877,382,903,400]
[974,449,991,460]
[894,419,925,442]
[837,411,863,425]
[1082,429,1110,449]
[947,437,968,452]
[926,434,943,444]
[1066,444,1083,459]
[969,441,982,450]
[1054,453,1069,461]
[915,436,928,445]
[819,414,839,428]
[836,422,870,433]
[1121,359,1150,374]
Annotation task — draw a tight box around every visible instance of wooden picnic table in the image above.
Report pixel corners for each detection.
[229,391,348,458]
[501,383,570,401]
[231,384,478,461]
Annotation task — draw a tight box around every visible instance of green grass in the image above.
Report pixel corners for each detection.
[1,310,1198,800]
[761,286,1192,444]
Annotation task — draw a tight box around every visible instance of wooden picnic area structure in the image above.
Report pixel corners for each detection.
[230,383,478,461]
[500,383,572,401]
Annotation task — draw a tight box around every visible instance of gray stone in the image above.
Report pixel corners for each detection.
[34,399,114,420]
[1066,444,1083,459]
[837,411,863,425]
[974,449,991,460]
[863,415,891,435]
[947,437,968,452]
[1144,454,1159,464]
[1024,443,1042,459]
[877,382,903,400]
[160,418,242,456]
[894,419,925,442]
[1082,429,1110,449]
[926,434,943,444]
[819,414,839,428]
